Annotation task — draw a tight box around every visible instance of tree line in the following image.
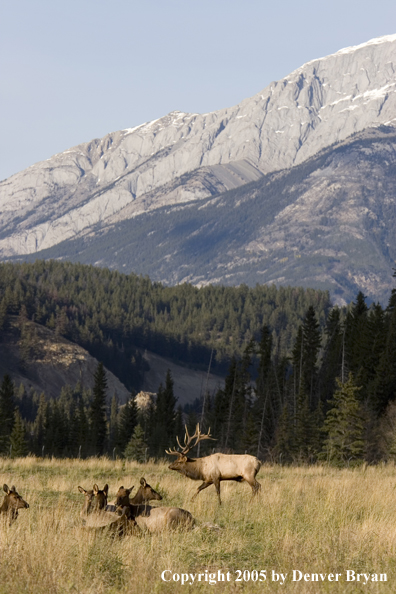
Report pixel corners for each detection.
[0,363,182,461]
[1,260,396,465]
[195,286,396,465]
[1,278,396,465]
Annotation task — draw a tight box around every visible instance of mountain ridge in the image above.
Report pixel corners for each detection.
[2,34,396,303]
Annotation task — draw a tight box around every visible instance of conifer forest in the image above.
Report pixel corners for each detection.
[0,260,395,465]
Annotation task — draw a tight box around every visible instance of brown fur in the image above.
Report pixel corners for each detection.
[115,479,194,532]
[1,484,29,524]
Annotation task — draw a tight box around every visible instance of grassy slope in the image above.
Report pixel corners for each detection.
[0,458,395,593]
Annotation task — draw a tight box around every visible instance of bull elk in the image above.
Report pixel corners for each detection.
[1,484,29,524]
[166,424,261,504]
[115,479,194,533]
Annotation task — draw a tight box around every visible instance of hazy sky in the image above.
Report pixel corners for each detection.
[2,0,396,180]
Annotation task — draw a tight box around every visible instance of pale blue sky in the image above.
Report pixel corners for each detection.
[1,0,396,180]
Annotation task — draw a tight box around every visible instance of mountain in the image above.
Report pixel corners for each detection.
[1,34,396,302]
[20,126,396,305]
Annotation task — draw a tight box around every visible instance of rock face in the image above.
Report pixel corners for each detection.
[0,318,130,402]
[24,126,396,305]
[1,34,396,302]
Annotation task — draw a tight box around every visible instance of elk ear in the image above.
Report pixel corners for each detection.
[127,487,133,495]
[3,484,9,494]
[78,486,87,494]
[103,484,109,496]
[93,484,99,494]
[11,486,16,492]
[140,478,147,487]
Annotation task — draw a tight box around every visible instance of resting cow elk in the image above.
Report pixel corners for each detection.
[78,484,134,536]
[115,477,162,510]
[78,484,108,517]
[115,480,194,533]
[166,424,261,504]
[1,484,29,524]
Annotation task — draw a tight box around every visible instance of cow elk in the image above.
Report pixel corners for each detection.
[78,484,109,517]
[115,477,162,511]
[78,484,133,536]
[115,479,194,533]
[1,484,29,524]
[166,424,261,504]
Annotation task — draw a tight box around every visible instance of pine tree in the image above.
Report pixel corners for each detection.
[74,398,90,458]
[255,326,276,457]
[320,374,365,466]
[124,424,148,462]
[0,375,15,454]
[108,394,119,455]
[318,307,343,406]
[274,403,294,464]
[370,298,396,414]
[149,370,177,457]
[117,393,138,453]
[10,409,28,458]
[89,362,108,455]
[33,393,48,456]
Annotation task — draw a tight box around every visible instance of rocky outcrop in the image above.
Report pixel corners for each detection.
[1,34,396,261]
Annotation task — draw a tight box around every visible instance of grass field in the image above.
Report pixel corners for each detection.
[0,457,395,593]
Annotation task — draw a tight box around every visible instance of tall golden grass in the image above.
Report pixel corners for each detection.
[0,457,395,593]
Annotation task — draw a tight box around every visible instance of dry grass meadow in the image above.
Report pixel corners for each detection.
[0,458,395,593]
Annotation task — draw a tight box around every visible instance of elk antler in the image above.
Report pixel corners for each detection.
[166,424,215,457]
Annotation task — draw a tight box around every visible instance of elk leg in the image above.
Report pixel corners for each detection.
[214,479,222,505]
[250,479,261,496]
[191,481,212,500]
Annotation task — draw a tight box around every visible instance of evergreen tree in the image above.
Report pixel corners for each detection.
[320,374,365,466]
[33,393,48,456]
[318,306,343,406]
[109,394,119,455]
[149,370,177,457]
[344,291,368,379]
[10,409,28,458]
[255,326,276,457]
[117,393,138,453]
[294,386,322,462]
[74,398,90,458]
[0,375,15,453]
[124,424,148,462]
[292,306,322,407]
[273,403,294,464]
[370,297,396,414]
[89,362,108,455]
[0,298,8,332]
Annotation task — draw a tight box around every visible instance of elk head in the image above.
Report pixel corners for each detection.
[78,486,94,515]
[78,484,108,514]
[166,424,214,471]
[93,484,108,511]
[133,478,162,503]
[115,486,134,508]
[1,484,29,524]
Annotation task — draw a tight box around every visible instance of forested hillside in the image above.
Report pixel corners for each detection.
[1,260,395,464]
[0,260,331,385]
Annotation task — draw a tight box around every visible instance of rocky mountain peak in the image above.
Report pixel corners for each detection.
[1,35,396,303]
